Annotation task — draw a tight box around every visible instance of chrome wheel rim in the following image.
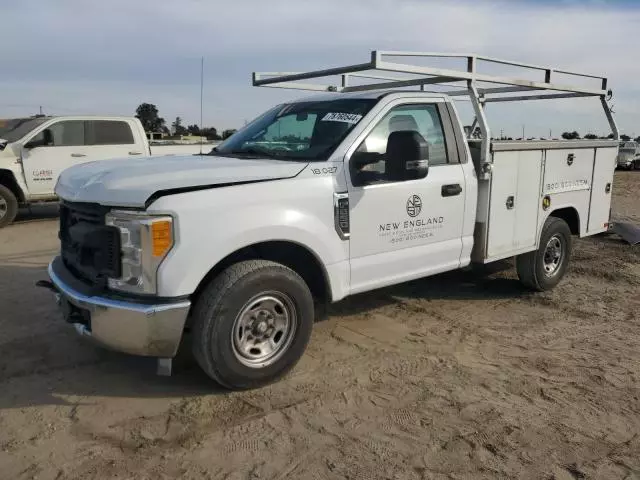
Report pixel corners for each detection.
[543,234,563,277]
[231,292,297,368]
[0,196,7,220]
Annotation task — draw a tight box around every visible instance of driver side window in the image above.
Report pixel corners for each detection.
[351,103,449,186]
[29,121,85,147]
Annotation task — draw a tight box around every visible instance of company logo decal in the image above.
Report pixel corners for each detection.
[544,179,589,193]
[32,169,53,182]
[406,194,422,217]
[377,194,444,245]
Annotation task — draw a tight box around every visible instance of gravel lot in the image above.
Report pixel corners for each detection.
[0,172,638,480]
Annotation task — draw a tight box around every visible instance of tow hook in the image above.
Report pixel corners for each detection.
[36,280,57,294]
[36,280,62,306]
[36,280,63,308]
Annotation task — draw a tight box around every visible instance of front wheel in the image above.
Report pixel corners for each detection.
[0,184,18,229]
[516,216,572,291]
[191,260,314,390]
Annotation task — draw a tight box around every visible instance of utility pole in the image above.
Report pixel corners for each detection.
[522,124,525,139]
[549,128,552,139]
[199,56,204,155]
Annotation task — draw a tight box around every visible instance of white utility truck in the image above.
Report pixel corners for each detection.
[0,116,210,227]
[39,52,620,390]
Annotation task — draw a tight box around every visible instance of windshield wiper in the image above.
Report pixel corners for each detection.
[229,147,280,158]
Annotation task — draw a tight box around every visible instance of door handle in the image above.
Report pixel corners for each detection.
[441,184,462,197]
[129,151,143,155]
[70,153,86,158]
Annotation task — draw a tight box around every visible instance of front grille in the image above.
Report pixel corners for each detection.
[59,201,121,287]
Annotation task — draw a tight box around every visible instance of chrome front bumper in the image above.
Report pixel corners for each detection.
[46,257,191,358]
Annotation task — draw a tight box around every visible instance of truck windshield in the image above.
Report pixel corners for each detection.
[0,117,49,142]
[212,98,377,161]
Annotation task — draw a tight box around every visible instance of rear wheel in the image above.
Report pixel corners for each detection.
[516,216,572,291]
[0,184,18,228]
[191,260,314,390]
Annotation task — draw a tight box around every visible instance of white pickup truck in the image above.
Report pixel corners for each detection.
[616,141,640,170]
[39,52,620,390]
[0,115,211,227]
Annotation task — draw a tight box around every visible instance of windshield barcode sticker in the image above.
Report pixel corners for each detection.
[321,112,363,124]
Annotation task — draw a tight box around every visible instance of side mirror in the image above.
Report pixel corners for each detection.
[386,130,429,181]
[23,139,39,149]
[351,151,382,171]
[349,150,384,187]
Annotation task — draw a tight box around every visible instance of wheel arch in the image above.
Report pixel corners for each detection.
[0,169,26,203]
[191,240,332,309]
[548,206,580,235]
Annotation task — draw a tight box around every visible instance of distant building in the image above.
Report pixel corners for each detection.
[161,134,207,143]
[146,131,166,140]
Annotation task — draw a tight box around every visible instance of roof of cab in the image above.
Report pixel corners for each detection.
[292,89,451,103]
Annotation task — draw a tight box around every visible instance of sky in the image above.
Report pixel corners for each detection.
[1,0,638,139]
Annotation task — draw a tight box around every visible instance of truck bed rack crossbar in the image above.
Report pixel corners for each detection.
[252,50,619,162]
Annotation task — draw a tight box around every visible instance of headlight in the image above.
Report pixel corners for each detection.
[105,211,174,294]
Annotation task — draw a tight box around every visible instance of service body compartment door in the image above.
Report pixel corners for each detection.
[542,148,595,237]
[542,148,594,198]
[486,150,543,259]
[587,147,616,233]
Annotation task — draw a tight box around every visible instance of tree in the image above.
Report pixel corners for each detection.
[135,103,166,133]
[561,131,580,140]
[201,127,220,140]
[620,134,631,141]
[584,133,598,140]
[635,136,640,143]
[607,133,615,139]
[222,129,237,139]
[172,116,187,136]
[187,124,201,136]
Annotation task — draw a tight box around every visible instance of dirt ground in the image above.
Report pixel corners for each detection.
[0,172,638,480]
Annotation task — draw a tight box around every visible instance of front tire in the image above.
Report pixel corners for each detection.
[191,260,314,390]
[516,216,572,291]
[0,184,18,228]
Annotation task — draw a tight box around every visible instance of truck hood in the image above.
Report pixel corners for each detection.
[55,154,309,208]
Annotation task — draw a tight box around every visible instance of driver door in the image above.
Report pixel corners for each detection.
[22,120,86,196]
[346,100,467,294]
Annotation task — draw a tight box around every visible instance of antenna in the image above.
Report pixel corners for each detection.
[199,56,204,155]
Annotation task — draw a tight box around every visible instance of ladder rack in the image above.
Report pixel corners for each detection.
[253,51,619,175]
[254,50,610,97]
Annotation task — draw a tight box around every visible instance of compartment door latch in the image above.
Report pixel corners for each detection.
[506,195,515,210]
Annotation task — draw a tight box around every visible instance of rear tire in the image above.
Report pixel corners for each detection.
[516,216,572,291]
[191,260,314,390]
[0,184,18,228]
